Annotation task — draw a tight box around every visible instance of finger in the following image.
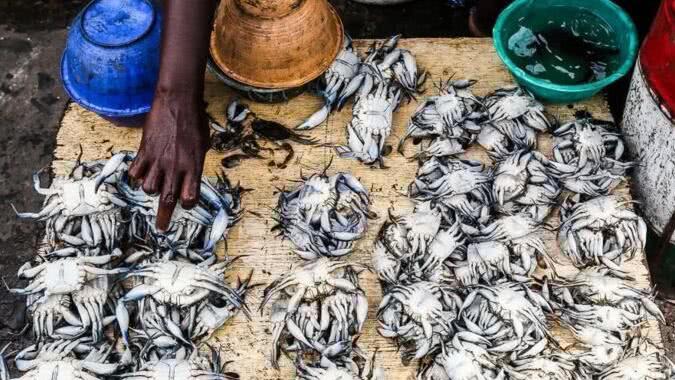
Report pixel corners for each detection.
[142,166,164,195]
[156,197,177,233]
[180,172,201,209]
[128,153,149,180]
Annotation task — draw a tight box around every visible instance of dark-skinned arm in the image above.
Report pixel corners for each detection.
[129,0,218,231]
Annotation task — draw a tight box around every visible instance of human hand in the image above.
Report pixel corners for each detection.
[129,90,209,231]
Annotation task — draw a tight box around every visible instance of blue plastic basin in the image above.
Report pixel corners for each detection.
[61,0,161,126]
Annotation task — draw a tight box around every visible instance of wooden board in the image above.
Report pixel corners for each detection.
[55,38,662,379]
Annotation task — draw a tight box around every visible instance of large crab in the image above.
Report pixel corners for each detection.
[416,334,506,380]
[492,149,569,222]
[399,79,484,154]
[261,258,367,367]
[116,257,247,347]
[459,281,554,354]
[483,87,553,149]
[409,158,492,223]
[377,281,462,362]
[13,152,133,250]
[558,195,647,270]
[1,339,119,380]
[552,116,625,169]
[275,170,372,259]
[9,248,126,298]
[121,173,243,254]
[337,82,401,167]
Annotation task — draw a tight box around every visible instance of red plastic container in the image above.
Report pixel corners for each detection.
[640,0,675,116]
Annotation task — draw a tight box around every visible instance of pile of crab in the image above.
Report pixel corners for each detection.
[296,35,426,169]
[263,166,386,378]
[5,152,248,379]
[369,82,670,379]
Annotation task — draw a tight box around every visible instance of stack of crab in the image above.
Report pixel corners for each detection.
[6,152,247,379]
[265,168,385,379]
[371,82,672,379]
[297,35,426,169]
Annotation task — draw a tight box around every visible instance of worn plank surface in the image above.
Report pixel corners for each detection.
[55,38,662,379]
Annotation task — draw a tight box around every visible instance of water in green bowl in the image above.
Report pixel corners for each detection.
[506,6,621,85]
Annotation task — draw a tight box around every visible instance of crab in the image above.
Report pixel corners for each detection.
[598,337,675,380]
[553,117,625,169]
[459,281,554,354]
[483,87,553,149]
[12,152,133,250]
[448,241,515,285]
[297,36,363,130]
[475,212,558,277]
[564,266,664,323]
[1,339,119,380]
[27,293,81,341]
[275,170,372,259]
[261,258,367,367]
[377,281,462,361]
[477,123,516,161]
[505,352,583,380]
[492,149,570,222]
[120,346,239,380]
[337,83,401,167]
[399,79,484,154]
[409,158,492,223]
[121,173,242,254]
[563,322,625,373]
[9,248,126,298]
[116,257,247,347]
[363,34,426,98]
[416,334,506,380]
[296,354,385,380]
[558,195,648,270]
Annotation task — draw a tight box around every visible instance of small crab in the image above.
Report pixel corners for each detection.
[558,195,647,270]
[416,334,506,380]
[337,83,401,167]
[563,322,625,373]
[298,35,363,130]
[9,248,126,297]
[378,281,461,361]
[13,152,133,250]
[598,337,675,380]
[2,339,119,380]
[409,158,492,223]
[483,87,553,148]
[553,117,624,169]
[399,79,484,154]
[275,170,372,259]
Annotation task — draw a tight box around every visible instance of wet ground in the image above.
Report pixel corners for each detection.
[0,0,669,366]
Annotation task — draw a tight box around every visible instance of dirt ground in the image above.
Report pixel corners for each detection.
[0,0,670,367]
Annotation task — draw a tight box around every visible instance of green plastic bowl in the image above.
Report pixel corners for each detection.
[493,0,638,103]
